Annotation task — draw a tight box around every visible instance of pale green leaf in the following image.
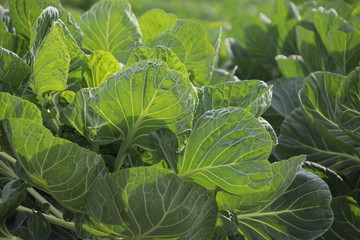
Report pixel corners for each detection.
[84,50,121,87]
[78,0,142,63]
[139,9,177,44]
[85,167,217,239]
[0,47,31,94]
[178,108,273,195]
[5,118,108,212]
[30,21,70,98]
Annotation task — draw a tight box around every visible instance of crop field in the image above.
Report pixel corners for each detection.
[0,0,359,239]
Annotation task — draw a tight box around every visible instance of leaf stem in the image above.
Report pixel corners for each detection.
[16,205,75,231]
[0,160,17,178]
[27,187,64,219]
[0,151,17,164]
[114,140,130,171]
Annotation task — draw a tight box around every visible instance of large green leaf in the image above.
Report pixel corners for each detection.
[91,60,197,168]
[29,9,70,99]
[0,48,31,94]
[126,46,188,78]
[60,88,121,144]
[78,0,142,63]
[319,196,360,240]
[5,118,108,212]
[153,19,216,87]
[216,155,306,213]
[139,9,177,45]
[30,7,86,94]
[198,80,272,118]
[177,108,273,195]
[236,169,333,240]
[85,167,217,239]
[0,179,27,238]
[336,68,360,141]
[276,108,360,175]
[83,50,121,87]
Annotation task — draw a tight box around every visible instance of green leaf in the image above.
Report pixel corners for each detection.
[153,20,216,87]
[199,80,272,118]
[27,212,51,240]
[0,31,29,57]
[276,108,360,175]
[10,0,81,41]
[0,92,42,153]
[0,92,42,122]
[275,55,308,78]
[91,60,197,164]
[327,30,360,74]
[126,46,188,78]
[85,167,217,239]
[295,25,332,72]
[149,128,178,172]
[78,0,142,63]
[60,88,121,144]
[0,179,27,238]
[0,48,31,94]
[216,155,306,213]
[336,68,360,141]
[30,20,70,99]
[5,118,108,212]
[83,50,121,87]
[178,108,273,195]
[139,9,177,44]
[152,32,186,62]
[236,169,333,240]
[312,7,353,49]
[319,196,360,240]
[263,77,304,132]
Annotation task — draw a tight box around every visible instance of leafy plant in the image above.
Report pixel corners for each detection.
[0,0,336,239]
[228,0,360,239]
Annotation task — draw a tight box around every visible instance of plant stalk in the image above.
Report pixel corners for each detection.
[0,151,17,164]
[27,187,64,219]
[0,160,17,178]
[16,205,75,231]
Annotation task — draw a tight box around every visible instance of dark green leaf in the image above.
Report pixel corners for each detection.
[319,196,360,240]
[275,54,308,78]
[85,167,217,239]
[27,211,51,240]
[0,47,30,94]
[149,128,179,172]
[236,169,333,240]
